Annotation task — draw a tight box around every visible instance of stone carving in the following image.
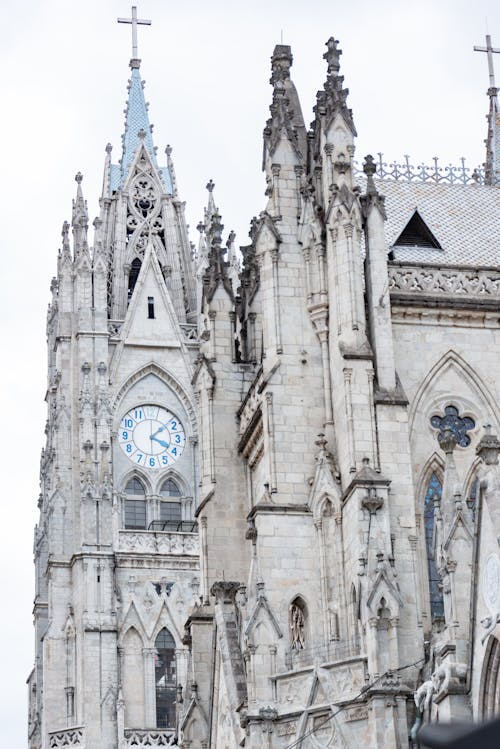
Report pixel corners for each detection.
[414,679,435,713]
[388,265,500,300]
[48,727,84,748]
[483,554,500,610]
[290,603,306,650]
[180,324,199,344]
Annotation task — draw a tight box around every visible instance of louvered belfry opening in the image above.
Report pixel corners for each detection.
[394,210,442,249]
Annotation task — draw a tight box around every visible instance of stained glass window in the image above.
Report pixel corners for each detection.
[424,473,444,618]
[430,405,475,448]
[154,628,177,728]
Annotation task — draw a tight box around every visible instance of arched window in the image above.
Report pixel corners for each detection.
[154,628,177,728]
[289,597,307,651]
[124,477,146,529]
[159,478,182,527]
[424,473,444,618]
[160,478,181,497]
[128,257,142,300]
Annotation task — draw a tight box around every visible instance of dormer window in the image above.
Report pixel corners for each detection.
[393,210,442,249]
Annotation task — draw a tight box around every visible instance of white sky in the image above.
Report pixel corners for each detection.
[1,0,499,744]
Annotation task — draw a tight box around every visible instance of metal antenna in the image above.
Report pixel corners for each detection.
[118,5,152,60]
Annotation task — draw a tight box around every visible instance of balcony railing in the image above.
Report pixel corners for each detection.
[48,727,84,748]
[118,528,199,555]
[123,729,178,747]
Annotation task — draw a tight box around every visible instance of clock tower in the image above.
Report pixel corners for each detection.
[28,14,200,748]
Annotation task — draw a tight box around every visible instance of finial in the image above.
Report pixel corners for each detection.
[206,179,215,193]
[363,154,376,178]
[138,128,146,140]
[474,34,500,91]
[75,172,83,184]
[165,144,173,157]
[118,6,151,61]
[105,143,112,154]
[324,37,342,75]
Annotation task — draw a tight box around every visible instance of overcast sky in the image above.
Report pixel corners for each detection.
[1,0,500,744]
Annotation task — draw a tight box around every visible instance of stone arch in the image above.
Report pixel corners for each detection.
[154,466,190,497]
[113,362,197,436]
[409,349,500,438]
[480,635,500,718]
[122,626,145,728]
[121,469,153,495]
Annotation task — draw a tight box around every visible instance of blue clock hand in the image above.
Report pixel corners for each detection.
[151,424,168,439]
[150,435,170,449]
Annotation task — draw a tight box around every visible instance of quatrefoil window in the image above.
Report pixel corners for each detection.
[430,405,475,447]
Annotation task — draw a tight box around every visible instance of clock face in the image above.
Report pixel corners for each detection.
[118,405,186,470]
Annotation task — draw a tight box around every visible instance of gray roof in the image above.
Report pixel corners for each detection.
[373,179,500,267]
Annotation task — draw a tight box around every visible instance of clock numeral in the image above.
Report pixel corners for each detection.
[126,443,132,453]
[149,457,156,468]
[136,453,143,464]
[145,406,157,419]
[175,434,181,444]
[170,420,177,431]
[162,455,168,465]
[171,447,177,457]
[124,419,133,428]
[122,431,128,440]
[134,409,143,420]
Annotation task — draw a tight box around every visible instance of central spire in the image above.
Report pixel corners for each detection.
[107,6,173,194]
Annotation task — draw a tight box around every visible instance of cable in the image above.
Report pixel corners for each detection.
[281,656,425,749]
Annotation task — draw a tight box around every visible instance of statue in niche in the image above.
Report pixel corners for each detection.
[290,602,306,650]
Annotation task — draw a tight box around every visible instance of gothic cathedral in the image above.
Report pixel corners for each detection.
[28,12,500,749]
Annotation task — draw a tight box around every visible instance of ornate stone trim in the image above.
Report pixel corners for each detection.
[388,264,500,301]
[48,727,84,748]
[118,530,199,555]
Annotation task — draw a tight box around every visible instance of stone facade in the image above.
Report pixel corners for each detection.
[29,28,500,749]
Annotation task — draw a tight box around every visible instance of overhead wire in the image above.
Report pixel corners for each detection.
[281,656,426,749]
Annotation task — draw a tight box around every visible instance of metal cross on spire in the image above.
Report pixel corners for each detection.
[474,34,500,90]
[117,6,151,60]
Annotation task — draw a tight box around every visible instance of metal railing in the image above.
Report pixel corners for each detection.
[353,154,485,186]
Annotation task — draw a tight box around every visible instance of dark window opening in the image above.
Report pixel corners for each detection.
[148,296,155,319]
[155,628,176,728]
[424,473,444,619]
[128,258,142,300]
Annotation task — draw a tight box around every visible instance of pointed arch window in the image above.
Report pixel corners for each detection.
[128,257,142,300]
[424,473,444,618]
[124,477,147,529]
[154,628,177,728]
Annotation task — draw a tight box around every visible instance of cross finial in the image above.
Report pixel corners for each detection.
[474,34,500,91]
[118,6,151,61]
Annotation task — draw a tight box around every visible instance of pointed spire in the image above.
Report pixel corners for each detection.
[202,211,234,303]
[204,180,217,225]
[315,37,356,135]
[72,173,89,255]
[120,63,157,182]
[485,87,500,186]
[474,35,500,185]
[263,44,306,164]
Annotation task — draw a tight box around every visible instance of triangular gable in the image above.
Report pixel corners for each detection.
[366,568,404,614]
[393,209,442,249]
[443,509,474,552]
[117,240,185,350]
[244,585,283,641]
